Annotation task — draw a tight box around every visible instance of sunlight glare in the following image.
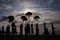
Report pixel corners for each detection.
[23,8,34,13]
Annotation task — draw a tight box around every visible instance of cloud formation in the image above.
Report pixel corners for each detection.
[0,4,12,10]
[0,16,8,22]
[48,0,53,4]
[0,0,60,22]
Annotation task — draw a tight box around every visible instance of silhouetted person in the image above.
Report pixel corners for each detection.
[11,22,17,35]
[20,24,23,35]
[0,28,1,35]
[31,24,34,35]
[36,24,39,35]
[34,15,40,35]
[51,23,55,36]
[43,23,49,36]
[25,23,30,35]
[6,25,10,35]
[2,26,4,35]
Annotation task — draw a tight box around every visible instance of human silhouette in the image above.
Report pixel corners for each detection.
[1,26,4,35]
[20,24,23,35]
[11,22,17,35]
[34,15,40,35]
[0,28,1,35]
[25,23,30,35]
[51,23,55,36]
[36,24,39,35]
[31,24,34,35]
[43,23,49,36]
[6,25,10,35]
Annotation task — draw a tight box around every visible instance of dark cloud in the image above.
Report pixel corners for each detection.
[0,4,12,10]
[0,0,60,12]
[53,21,60,24]
[0,16,8,22]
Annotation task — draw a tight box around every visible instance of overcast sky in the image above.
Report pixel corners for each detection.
[0,0,60,21]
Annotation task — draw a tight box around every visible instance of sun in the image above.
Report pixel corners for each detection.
[23,8,34,13]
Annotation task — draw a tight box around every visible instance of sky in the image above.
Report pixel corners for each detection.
[0,0,60,22]
[0,0,60,35]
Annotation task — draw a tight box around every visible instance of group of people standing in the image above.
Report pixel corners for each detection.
[0,22,56,36]
[0,12,56,36]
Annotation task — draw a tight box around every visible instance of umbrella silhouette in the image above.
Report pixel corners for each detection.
[7,16,14,22]
[21,16,27,21]
[34,15,40,22]
[25,12,32,16]
[25,12,32,23]
[34,15,40,20]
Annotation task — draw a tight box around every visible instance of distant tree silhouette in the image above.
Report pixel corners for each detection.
[51,23,56,36]
[20,24,23,35]
[43,23,49,36]
[11,22,17,35]
[25,23,30,35]
[1,26,4,35]
[6,25,10,35]
[31,24,34,35]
